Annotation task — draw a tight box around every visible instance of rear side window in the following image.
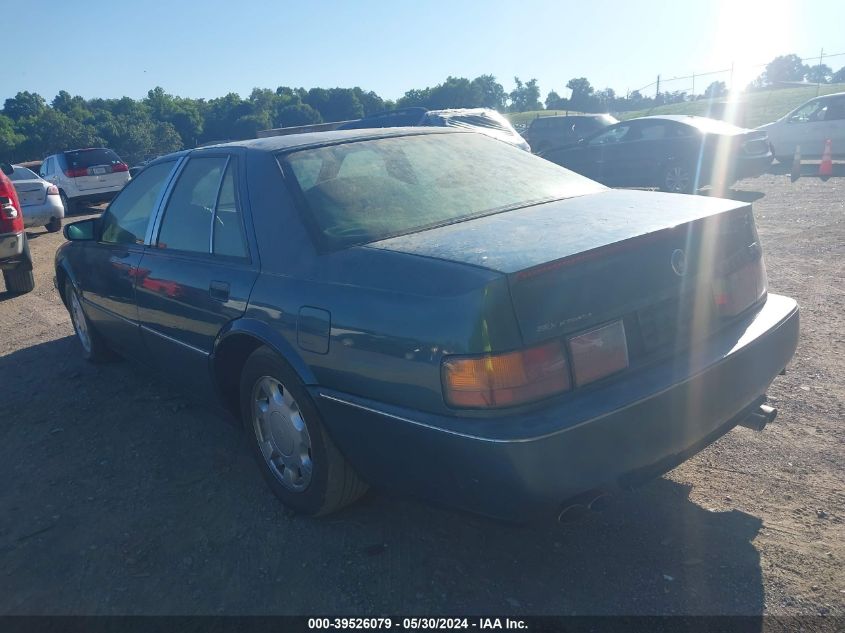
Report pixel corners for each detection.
[64,149,122,169]
[157,157,227,253]
[212,162,248,258]
[100,161,175,244]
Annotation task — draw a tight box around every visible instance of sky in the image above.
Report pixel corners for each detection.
[3,0,844,104]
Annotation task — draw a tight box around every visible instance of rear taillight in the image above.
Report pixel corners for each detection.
[47,185,59,195]
[0,197,19,220]
[64,168,88,178]
[567,320,629,387]
[112,162,129,173]
[442,339,571,408]
[713,243,767,317]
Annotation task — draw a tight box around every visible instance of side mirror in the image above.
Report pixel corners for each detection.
[0,163,12,176]
[64,218,97,241]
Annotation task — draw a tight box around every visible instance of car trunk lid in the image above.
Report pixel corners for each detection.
[369,189,764,354]
[13,179,47,206]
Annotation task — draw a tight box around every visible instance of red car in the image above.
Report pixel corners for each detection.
[0,163,35,293]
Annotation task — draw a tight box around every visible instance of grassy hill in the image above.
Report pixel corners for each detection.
[508,84,845,130]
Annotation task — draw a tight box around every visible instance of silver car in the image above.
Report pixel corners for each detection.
[758,92,845,163]
[9,165,65,232]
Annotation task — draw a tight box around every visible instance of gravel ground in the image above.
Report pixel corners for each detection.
[0,170,842,617]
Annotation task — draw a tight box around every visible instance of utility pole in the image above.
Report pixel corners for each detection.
[656,74,660,101]
[692,72,695,98]
[817,48,824,96]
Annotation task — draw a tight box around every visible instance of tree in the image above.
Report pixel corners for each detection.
[806,64,832,84]
[304,88,363,122]
[544,90,566,110]
[471,75,507,110]
[352,87,387,116]
[3,91,47,121]
[565,77,596,112]
[0,114,24,162]
[757,54,808,86]
[704,81,727,98]
[275,103,322,128]
[509,77,542,112]
[833,66,845,83]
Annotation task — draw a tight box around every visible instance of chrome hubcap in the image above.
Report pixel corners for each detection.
[69,289,91,353]
[665,166,691,192]
[252,376,313,491]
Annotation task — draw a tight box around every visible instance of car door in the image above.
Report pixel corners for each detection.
[823,95,845,152]
[75,159,180,360]
[586,122,636,185]
[135,151,258,396]
[779,97,833,156]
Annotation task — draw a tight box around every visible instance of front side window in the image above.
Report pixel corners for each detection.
[588,124,631,145]
[283,132,603,249]
[789,100,828,123]
[156,156,227,253]
[100,160,175,244]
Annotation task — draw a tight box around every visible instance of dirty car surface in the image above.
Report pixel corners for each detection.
[54,128,798,520]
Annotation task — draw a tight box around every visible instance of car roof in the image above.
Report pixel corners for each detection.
[199,126,459,153]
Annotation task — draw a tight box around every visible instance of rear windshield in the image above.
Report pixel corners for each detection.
[10,166,39,181]
[282,132,604,248]
[63,148,122,169]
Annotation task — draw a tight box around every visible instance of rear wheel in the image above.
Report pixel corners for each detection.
[661,162,696,194]
[45,217,62,233]
[59,191,76,215]
[3,266,35,294]
[65,278,113,362]
[240,346,367,516]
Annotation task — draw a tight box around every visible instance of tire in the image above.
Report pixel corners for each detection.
[661,162,696,194]
[45,216,62,233]
[240,346,368,516]
[59,191,76,215]
[65,278,113,362]
[3,266,35,294]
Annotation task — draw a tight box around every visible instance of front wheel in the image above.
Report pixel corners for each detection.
[661,162,696,194]
[240,346,368,516]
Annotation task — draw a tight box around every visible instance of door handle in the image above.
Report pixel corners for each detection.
[209,280,230,302]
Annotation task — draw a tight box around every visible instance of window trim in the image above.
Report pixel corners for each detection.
[148,152,252,263]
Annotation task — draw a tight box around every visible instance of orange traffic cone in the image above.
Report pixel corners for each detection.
[790,145,801,181]
[819,139,833,178]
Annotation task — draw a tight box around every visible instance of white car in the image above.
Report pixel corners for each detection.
[9,165,64,232]
[758,92,845,162]
[39,148,130,213]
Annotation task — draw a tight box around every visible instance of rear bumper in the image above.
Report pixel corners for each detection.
[0,231,25,260]
[22,197,64,226]
[733,152,773,179]
[312,294,799,520]
[68,190,120,206]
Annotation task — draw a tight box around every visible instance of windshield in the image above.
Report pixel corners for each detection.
[10,166,39,181]
[282,132,603,248]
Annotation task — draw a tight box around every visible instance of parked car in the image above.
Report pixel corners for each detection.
[339,107,531,151]
[9,165,64,232]
[543,115,773,193]
[55,129,798,520]
[40,148,131,214]
[758,92,845,162]
[523,113,618,155]
[0,163,35,293]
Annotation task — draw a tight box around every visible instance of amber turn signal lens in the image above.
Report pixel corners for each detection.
[442,340,571,408]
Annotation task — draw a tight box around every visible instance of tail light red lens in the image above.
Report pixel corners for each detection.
[713,244,767,317]
[442,340,571,408]
[112,162,129,173]
[47,185,59,195]
[568,320,629,387]
[64,168,88,178]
